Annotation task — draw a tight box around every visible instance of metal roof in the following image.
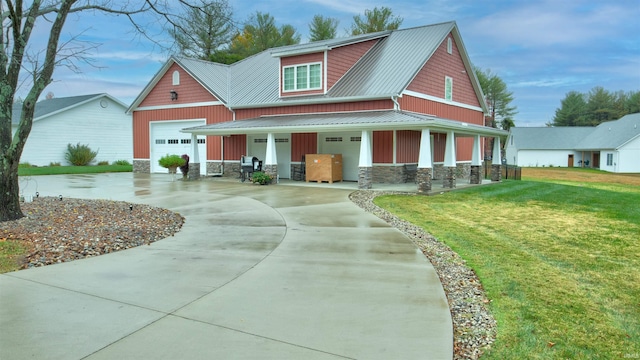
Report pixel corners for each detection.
[181,110,508,137]
[128,21,488,112]
[12,94,127,125]
[508,113,640,151]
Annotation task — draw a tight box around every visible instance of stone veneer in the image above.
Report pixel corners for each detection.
[133,160,150,173]
[358,167,373,189]
[491,164,502,182]
[469,165,481,184]
[443,167,456,188]
[263,164,278,184]
[188,163,200,180]
[416,168,433,193]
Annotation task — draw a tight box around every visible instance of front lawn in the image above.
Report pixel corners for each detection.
[374,170,639,359]
[18,164,132,176]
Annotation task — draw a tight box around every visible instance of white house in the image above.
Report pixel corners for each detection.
[12,94,132,166]
[505,113,640,173]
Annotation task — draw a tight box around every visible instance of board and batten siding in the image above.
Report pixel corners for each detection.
[139,63,218,107]
[17,97,132,166]
[327,39,378,89]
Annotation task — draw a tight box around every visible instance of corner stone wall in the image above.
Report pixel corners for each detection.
[133,160,150,173]
[263,164,278,184]
[358,167,373,189]
[417,168,433,193]
[443,167,456,188]
[470,165,481,184]
[491,164,502,182]
[187,163,200,180]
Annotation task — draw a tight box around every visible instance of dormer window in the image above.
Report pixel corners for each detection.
[283,62,322,92]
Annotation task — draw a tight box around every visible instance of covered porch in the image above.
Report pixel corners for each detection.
[181,110,508,193]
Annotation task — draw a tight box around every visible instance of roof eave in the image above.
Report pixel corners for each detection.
[229,93,397,110]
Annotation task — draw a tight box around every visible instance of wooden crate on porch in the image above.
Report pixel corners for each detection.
[306,154,342,183]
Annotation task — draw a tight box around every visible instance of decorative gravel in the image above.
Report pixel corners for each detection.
[349,190,497,360]
[1,197,184,268]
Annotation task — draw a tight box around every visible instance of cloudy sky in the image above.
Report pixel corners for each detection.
[29,0,640,127]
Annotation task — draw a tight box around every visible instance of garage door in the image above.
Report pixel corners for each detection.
[150,120,207,175]
[319,131,361,181]
[247,134,291,179]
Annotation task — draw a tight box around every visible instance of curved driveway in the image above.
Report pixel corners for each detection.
[1,173,452,359]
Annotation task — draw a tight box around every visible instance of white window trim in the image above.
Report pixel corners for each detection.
[447,37,453,54]
[445,76,453,102]
[282,62,323,93]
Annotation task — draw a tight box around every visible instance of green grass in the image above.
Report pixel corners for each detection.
[0,239,29,273]
[18,164,132,176]
[375,178,640,359]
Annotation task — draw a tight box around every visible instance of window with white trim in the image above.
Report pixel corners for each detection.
[283,62,322,92]
[447,37,452,54]
[445,76,453,101]
[172,71,180,85]
[606,153,613,166]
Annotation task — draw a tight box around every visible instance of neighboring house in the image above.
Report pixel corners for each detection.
[128,21,508,190]
[12,94,132,166]
[505,113,640,173]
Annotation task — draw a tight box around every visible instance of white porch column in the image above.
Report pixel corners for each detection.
[443,130,456,188]
[263,132,278,182]
[470,134,482,184]
[491,136,502,182]
[417,129,433,193]
[358,130,373,189]
[188,133,200,180]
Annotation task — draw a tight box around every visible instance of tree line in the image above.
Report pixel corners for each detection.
[548,87,640,127]
[170,2,403,64]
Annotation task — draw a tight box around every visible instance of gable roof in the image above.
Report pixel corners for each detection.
[509,113,640,151]
[12,93,127,125]
[128,21,487,113]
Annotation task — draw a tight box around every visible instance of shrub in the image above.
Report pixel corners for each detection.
[49,162,61,167]
[19,162,32,168]
[113,160,131,166]
[65,143,98,166]
[251,171,273,185]
[97,161,109,166]
[158,154,185,172]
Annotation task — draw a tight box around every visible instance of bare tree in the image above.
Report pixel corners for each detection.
[0,1,203,221]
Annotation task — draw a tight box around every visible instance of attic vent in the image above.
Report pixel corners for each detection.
[447,37,452,54]
[325,137,343,142]
[172,71,180,86]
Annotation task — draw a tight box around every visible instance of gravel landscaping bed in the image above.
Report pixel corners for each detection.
[349,190,497,360]
[1,197,184,268]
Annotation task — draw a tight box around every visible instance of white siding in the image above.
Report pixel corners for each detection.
[515,150,581,168]
[16,97,132,166]
[616,136,640,173]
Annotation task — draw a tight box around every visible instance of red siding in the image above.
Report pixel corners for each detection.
[428,132,473,163]
[396,130,421,163]
[291,133,318,162]
[407,33,480,107]
[236,100,393,119]
[132,105,232,159]
[400,95,484,125]
[223,135,246,161]
[139,63,218,107]
[327,39,378,89]
[280,53,325,97]
[373,131,393,163]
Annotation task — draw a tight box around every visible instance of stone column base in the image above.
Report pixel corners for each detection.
[133,159,150,173]
[263,164,277,184]
[470,165,481,184]
[491,164,502,182]
[358,167,373,189]
[443,166,456,188]
[187,163,200,180]
[417,168,433,193]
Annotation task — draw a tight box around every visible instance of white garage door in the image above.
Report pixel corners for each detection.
[150,120,207,175]
[319,131,361,181]
[247,134,291,179]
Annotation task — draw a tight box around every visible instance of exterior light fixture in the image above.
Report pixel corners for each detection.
[59,195,63,201]
[170,90,178,101]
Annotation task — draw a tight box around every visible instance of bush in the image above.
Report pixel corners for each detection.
[158,154,185,171]
[19,162,32,168]
[113,160,131,166]
[65,143,98,166]
[49,162,61,167]
[251,171,273,185]
[97,161,109,166]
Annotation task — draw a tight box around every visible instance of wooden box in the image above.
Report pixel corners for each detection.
[306,154,342,183]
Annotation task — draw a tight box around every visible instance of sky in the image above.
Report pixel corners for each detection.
[27,0,640,127]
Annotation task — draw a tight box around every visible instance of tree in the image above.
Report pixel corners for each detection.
[549,87,639,127]
[474,67,517,130]
[550,91,587,126]
[0,1,203,222]
[229,12,300,59]
[309,15,338,42]
[168,0,234,60]
[350,6,403,35]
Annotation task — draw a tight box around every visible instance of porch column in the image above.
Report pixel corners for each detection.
[443,130,456,188]
[470,134,482,184]
[491,136,502,182]
[264,132,277,183]
[417,129,433,193]
[358,130,373,189]
[188,133,201,180]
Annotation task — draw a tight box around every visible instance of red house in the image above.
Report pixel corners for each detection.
[128,21,507,192]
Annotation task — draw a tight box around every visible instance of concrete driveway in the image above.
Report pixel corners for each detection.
[2,173,452,359]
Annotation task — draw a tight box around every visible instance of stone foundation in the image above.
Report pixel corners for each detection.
[206,162,224,176]
[358,167,373,189]
[491,164,502,182]
[187,163,200,180]
[470,165,481,184]
[432,163,471,180]
[223,162,241,179]
[133,159,150,173]
[443,166,456,188]
[263,164,277,184]
[373,165,407,184]
[417,168,433,194]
